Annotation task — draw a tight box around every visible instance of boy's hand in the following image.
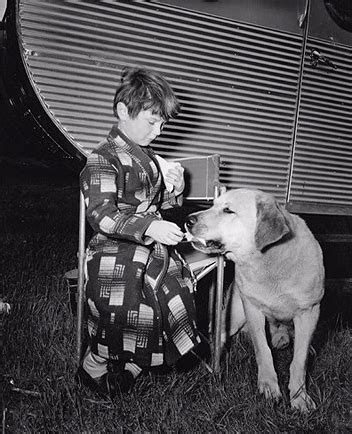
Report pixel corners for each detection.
[165,163,185,194]
[145,220,184,245]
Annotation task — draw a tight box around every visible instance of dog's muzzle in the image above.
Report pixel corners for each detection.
[185,215,224,252]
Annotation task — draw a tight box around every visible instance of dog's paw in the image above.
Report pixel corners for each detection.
[291,391,316,412]
[258,378,282,401]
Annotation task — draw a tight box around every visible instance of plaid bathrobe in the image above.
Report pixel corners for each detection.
[80,125,201,368]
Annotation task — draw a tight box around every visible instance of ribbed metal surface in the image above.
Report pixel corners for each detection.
[18,0,303,200]
[289,38,352,207]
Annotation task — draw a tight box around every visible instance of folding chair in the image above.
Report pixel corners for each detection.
[68,154,224,373]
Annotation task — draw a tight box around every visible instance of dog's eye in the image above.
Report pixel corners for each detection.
[223,207,235,214]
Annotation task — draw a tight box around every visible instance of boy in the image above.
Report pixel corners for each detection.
[76,67,201,398]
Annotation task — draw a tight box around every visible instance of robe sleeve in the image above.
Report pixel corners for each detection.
[80,152,159,244]
[159,188,183,210]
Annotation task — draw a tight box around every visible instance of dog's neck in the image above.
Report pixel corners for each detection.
[225,248,262,265]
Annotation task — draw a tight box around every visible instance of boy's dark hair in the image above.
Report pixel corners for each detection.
[113,67,180,121]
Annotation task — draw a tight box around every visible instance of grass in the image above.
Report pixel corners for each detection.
[0,163,351,432]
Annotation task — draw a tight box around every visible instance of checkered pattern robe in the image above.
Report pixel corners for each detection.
[80,126,201,367]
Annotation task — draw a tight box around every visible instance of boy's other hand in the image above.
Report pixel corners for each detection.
[165,163,185,194]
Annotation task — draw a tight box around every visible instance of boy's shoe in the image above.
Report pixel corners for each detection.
[75,366,135,399]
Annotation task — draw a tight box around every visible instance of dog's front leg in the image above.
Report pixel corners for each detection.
[242,298,282,401]
[290,304,320,412]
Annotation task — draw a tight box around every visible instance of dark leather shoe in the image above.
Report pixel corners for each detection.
[75,366,109,397]
[75,366,135,399]
[106,370,135,398]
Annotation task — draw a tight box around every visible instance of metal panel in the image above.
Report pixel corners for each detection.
[288,38,352,211]
[158,0,305,34]
[18,0,303,201]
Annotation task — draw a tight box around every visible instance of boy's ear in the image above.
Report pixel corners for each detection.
[116,102,129,120]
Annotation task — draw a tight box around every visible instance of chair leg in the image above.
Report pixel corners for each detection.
[212,255,225,373]
[76,191,86,365]
[208,278,215,338]
[76,274,85,364]
[211,182,225,373]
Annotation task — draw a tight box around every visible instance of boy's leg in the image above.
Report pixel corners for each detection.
[76,348,142,397]
[82,348,108,378]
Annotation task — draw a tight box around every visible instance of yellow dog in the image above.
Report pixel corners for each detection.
[185,188,324,412]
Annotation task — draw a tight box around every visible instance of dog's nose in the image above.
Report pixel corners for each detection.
[185,215,197,229]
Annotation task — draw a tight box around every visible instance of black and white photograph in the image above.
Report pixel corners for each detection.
[0,0,351,431]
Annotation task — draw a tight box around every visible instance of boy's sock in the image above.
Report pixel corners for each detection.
[124,362,142,379]
[82,348,108,379]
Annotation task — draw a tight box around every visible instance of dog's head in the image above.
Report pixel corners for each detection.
[185,188,290,260]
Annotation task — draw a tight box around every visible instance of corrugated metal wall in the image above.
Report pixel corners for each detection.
[16,0,352,212]
[18,0,303,202]
[288,37,352,212]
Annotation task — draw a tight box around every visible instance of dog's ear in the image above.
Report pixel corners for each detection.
[255,196,290,251]
[219,184,227,195]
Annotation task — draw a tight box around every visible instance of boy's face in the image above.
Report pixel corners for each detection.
[118,105,165,147]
